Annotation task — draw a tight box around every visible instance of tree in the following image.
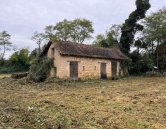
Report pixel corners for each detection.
[93,34,107,47]
[142,8,166,68]
[53,18,94,43]
[0,31,12,60]
[120,0,151,54]
[129,51,154,74]
[109,24,121,42]
[134,39,147,54]
[29,48,38,60]
[9,48,30,71]
[156,42,166,72]
[70,19,94,43]
[93,25,121,48]
[94,33,119,48]
[28,57,53,82]
[43,25,57,41]
[33,18,94,44]
[31,32,45,55]
[54,19,72,41]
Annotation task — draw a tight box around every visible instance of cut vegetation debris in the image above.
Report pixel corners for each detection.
[11,72,28,79]
[0,77,165,129]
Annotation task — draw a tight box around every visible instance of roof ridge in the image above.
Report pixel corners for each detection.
[57,40,120,51]
[40,40,127,60]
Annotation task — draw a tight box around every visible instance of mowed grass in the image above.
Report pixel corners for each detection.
[0,77,165,129]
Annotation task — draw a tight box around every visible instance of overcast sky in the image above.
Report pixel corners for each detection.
[0,0,166,57]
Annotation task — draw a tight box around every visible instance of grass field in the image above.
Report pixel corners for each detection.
[0,77,165,129]
[0,74,11,79]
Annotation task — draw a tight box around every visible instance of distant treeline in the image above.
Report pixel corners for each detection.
[0,48,37,73]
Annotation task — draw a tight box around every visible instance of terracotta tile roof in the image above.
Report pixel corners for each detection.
[40,41,128,60]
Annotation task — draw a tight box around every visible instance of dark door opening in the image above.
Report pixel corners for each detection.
[112,61,117,77]
[101,63,107,79]
[70,61,78,80]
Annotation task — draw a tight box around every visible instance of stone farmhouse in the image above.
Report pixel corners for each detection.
[41,41,127,80]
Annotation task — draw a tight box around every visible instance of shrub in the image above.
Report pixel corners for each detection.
[145,71,163,77]
[0,49,31,74]
[0,66,27,74]
[163,72,166,77]
[129,52,154,75]
[111,75,119,80]
[28,57,53,82]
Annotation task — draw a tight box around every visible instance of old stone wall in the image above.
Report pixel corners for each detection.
[47,44,120,79]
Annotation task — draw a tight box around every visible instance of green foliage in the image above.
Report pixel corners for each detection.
[120,0,151,54]
[157,42,166,71]
[31,32,45,55]
[29,48,38,61]
[0,61,27,74]
[70,19,94,43]
[35,18,94,44]
[9,48,30,70]
[145,71,163,77]
[54,19,94,43]
[0,48,34,74]
[93,34,118,48]
[143,8,166,45]
[0,66,18,74]
[129,51,154,75]
[54,19,72,41]
[142,8,166,71]
[0,31,12,60]
[28,57,53,82]
[43,25,57,41]
[93,25,121,48]
[126,8,166,75]
[109,24,122,42]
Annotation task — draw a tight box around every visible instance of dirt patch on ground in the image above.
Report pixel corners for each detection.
[0,77,166,129]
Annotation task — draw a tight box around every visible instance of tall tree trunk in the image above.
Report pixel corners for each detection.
[151,41,154,54]
[157,50,159,68]
[156,40,160,70]
[137,47,140,54]
[1,43,6,60]
[38,43,41,55]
